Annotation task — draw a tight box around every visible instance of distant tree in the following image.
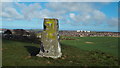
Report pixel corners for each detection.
[4,30,12,35]
[3,30,12,39]
[13,29,26,36]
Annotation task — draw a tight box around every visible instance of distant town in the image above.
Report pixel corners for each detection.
[1,29,120,38]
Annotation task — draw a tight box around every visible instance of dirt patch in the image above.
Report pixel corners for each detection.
[0,48,2,51]
[1,48,8,51]
[61,38,79,40]
[112,36,120,37]
[24,56,31,59]
[85,42,94,44]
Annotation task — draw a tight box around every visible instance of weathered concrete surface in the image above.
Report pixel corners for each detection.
[36,18,62,59]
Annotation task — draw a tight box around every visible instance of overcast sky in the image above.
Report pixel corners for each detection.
[0,2,119,32]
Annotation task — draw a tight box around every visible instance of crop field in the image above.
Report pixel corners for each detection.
[2,37,119,66]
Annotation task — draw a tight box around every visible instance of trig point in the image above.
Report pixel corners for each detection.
[36,18,62,59]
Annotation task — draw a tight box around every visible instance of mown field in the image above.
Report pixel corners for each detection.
[2,37,119,66]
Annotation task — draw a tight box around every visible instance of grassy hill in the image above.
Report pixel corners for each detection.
[61,36,118,57]
[2,37,119,66]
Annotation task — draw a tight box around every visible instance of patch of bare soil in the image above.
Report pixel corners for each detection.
[61,38,79,40]
[112,36,119,37]
[85,42,94,44]
[1,48,8,51]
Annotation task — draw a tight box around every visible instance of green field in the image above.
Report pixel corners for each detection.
[2,37,119,66]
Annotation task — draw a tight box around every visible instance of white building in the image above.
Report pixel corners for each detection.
[77,30,80,32]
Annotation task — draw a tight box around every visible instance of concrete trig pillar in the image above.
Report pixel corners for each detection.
[36,18,62,59]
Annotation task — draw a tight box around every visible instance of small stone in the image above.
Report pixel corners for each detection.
[61,57,65,59]
[47,61,51,64]
[69,61,73,63]
[25,56,31,59]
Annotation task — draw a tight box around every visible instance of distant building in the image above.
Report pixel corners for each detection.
[0,29,7,34]
[77,30,80,32]
[59,30,120,37]
[87,31,91,32]
[0,31,2,33]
